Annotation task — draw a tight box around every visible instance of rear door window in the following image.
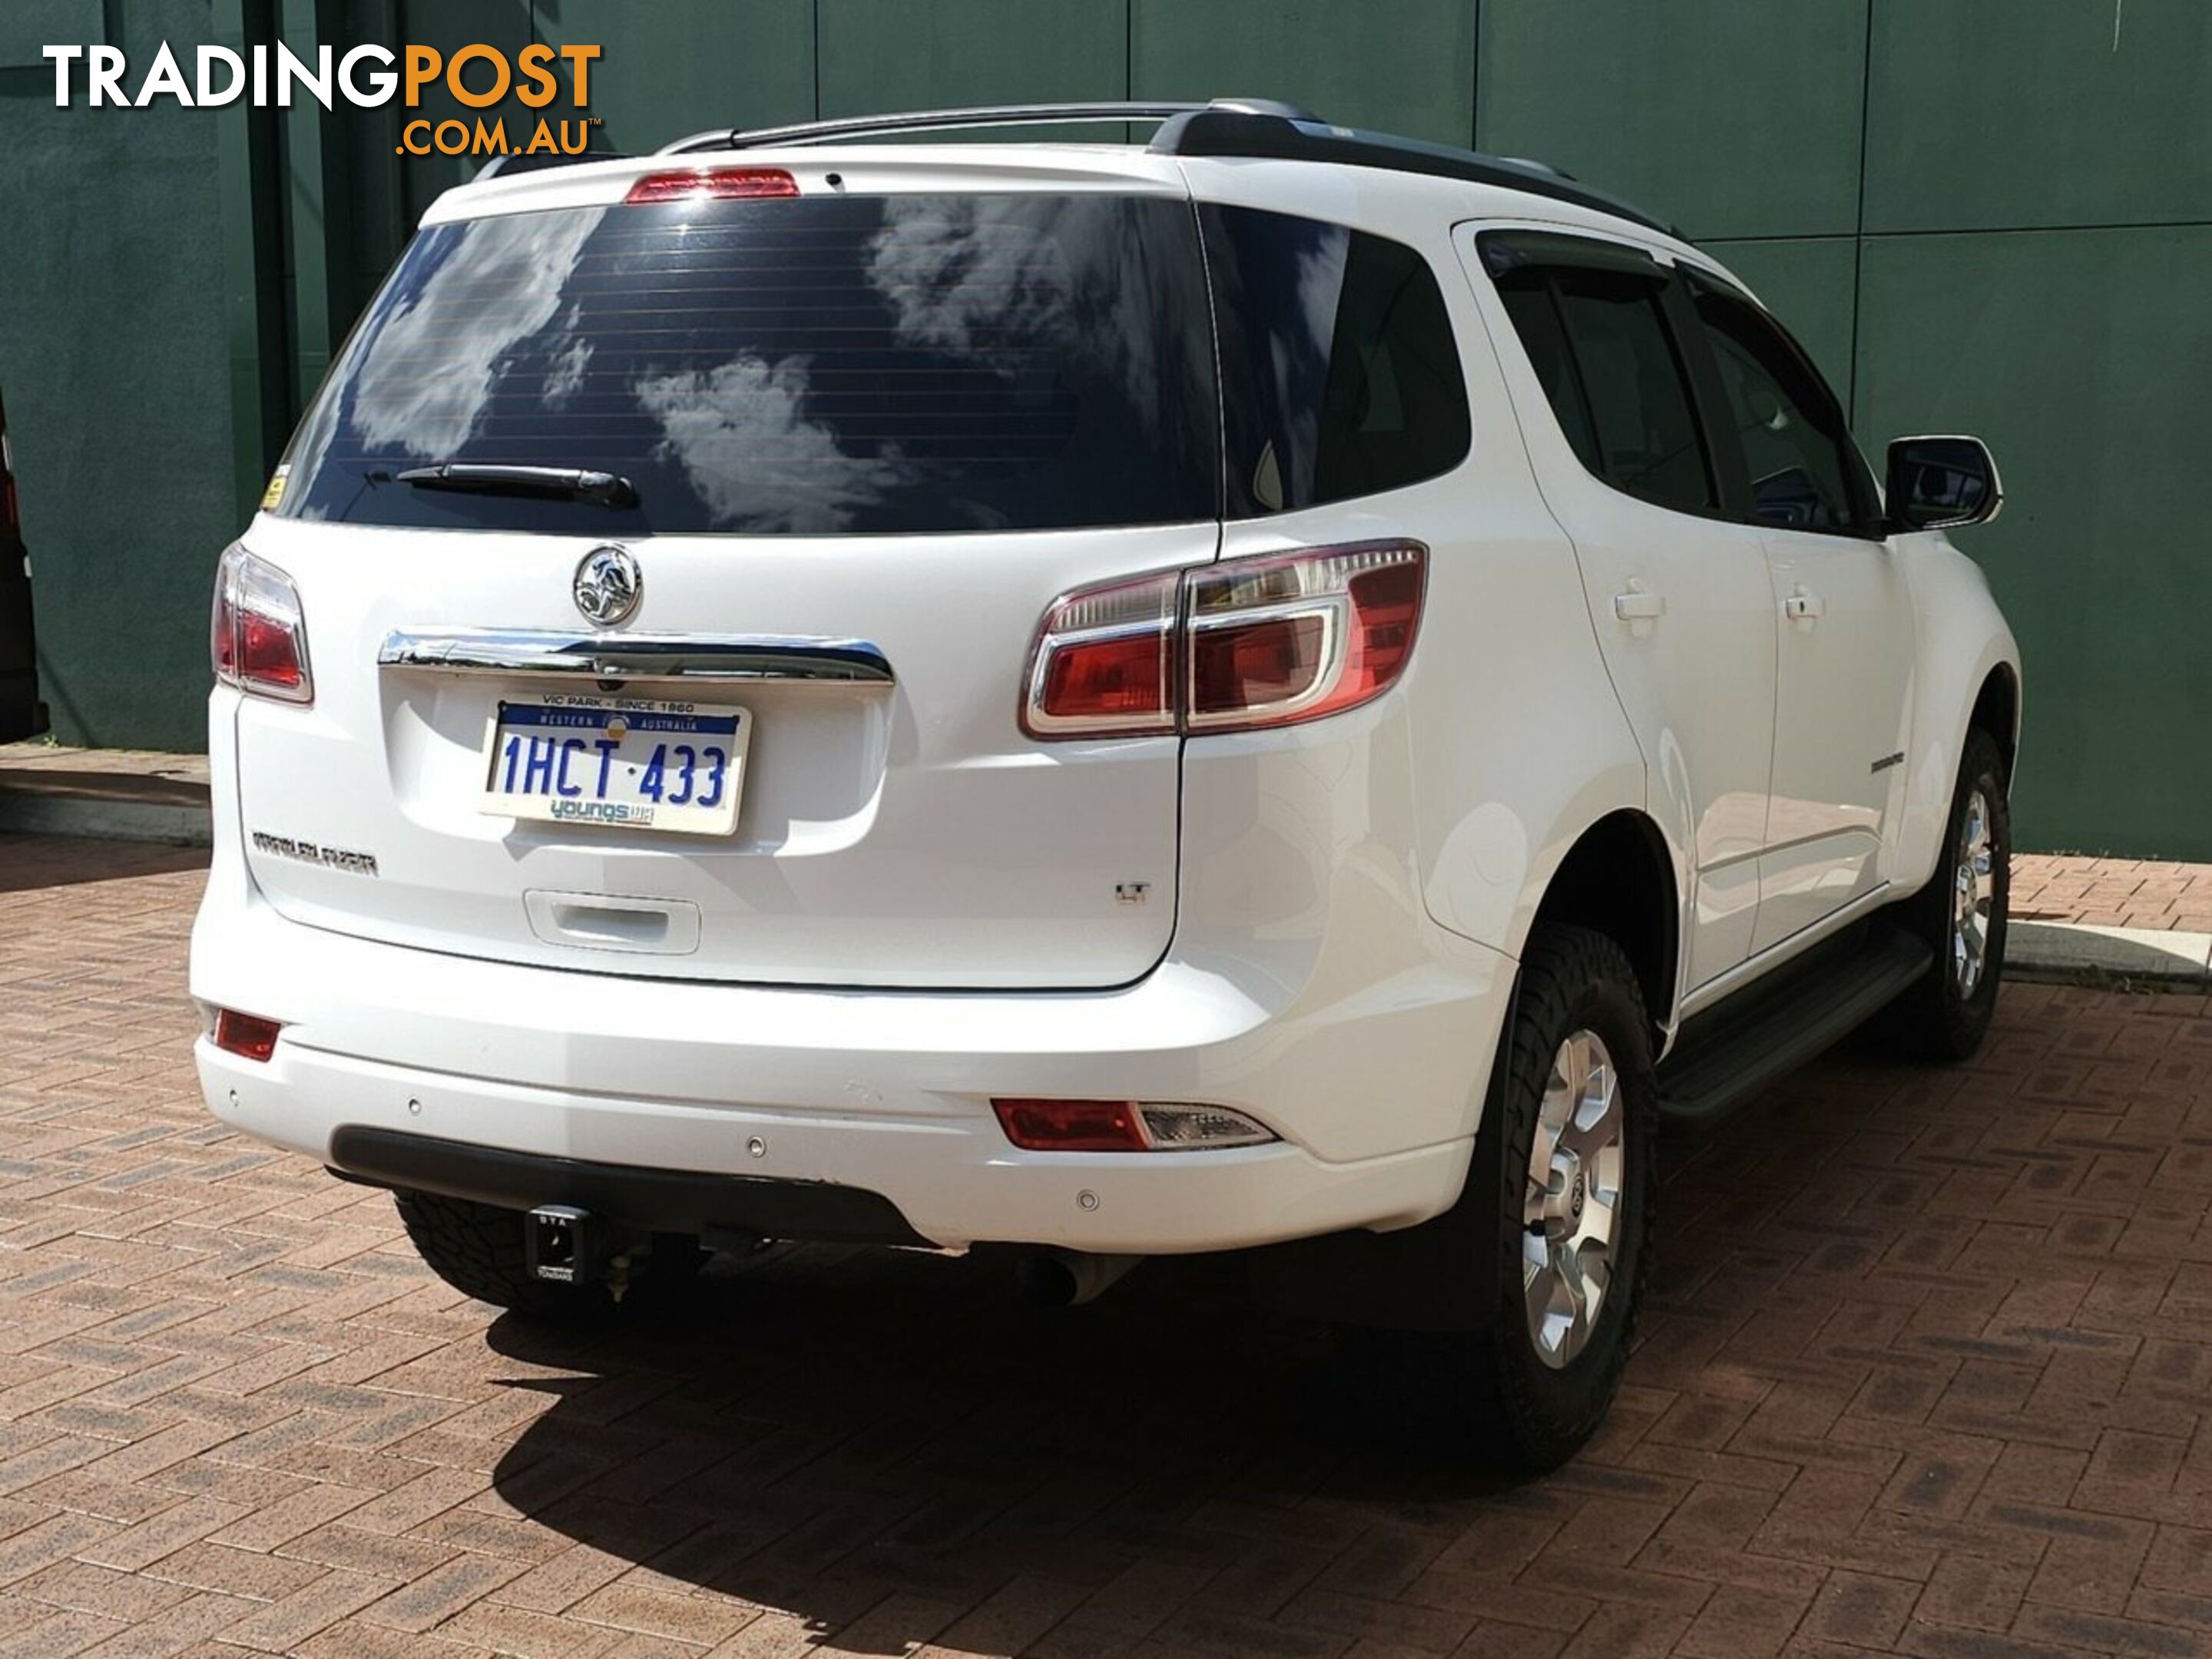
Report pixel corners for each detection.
[1685,273,1876,535]
[1204,207,1471,515]
[279,193,1220,536]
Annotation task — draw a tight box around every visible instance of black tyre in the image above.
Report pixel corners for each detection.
[1344,923,1657,1472]
[1873,728,2008,1061]
[392,1189,704,1316]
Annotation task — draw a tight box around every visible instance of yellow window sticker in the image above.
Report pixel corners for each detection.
[260,465,289,511]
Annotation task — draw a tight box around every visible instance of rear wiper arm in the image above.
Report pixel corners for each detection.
[392,463,638,508]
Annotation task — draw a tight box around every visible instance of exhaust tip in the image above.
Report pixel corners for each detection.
[1015,1249,1141,1308]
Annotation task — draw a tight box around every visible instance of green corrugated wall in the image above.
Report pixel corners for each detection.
[4,0,2207,856]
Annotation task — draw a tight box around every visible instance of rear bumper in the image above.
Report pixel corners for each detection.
[202,1028,1465,1252]
[327,1125,931,1246]
[192,884,1503,1253]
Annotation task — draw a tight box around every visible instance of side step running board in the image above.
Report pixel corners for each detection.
[1657,925,1933,1128]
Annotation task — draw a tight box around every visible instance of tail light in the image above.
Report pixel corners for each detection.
[624,167,798,204]
[211,545,313,704]
[1021,570,1179,737]
[1022,541,1425,739]
[212,1008,282,1062]
[992,1098,1276,1153]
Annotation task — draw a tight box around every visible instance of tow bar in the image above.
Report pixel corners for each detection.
[525,1204,601,1285]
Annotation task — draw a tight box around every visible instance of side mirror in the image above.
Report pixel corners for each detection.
[1886,435,2003,532]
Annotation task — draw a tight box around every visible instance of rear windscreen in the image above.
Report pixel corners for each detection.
[278,193,1220,536]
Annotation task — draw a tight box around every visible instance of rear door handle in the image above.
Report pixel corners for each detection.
[1612,585,1665,637]
[1784,588,1826,628]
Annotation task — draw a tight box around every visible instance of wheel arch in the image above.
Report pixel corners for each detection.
[1524,808,1681,1039]
[1972,661,2022,786]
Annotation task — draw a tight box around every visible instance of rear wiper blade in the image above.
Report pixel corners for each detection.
[392,463,638,508]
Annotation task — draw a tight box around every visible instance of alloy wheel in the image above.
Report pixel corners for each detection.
[1952,786,1995,997]
[1522,1028,1626,1369]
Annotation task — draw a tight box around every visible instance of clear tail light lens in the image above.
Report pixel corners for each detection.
[1022,542,1424,740]
[212,545,313,704]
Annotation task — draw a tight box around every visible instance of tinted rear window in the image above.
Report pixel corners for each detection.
[279,193,1220,536]
[1204,206,1470,516]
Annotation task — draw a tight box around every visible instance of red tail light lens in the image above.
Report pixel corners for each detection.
[212,545,313,704]
[1022,542,1425,740]
[991,1098,1277,1153]
[213,1009,282,1062]
[1021,570,1178,737]
[992,1098,1150,1152]
[624,167,799,204]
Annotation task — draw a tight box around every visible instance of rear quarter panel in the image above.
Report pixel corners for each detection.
[1173,161,1651,976]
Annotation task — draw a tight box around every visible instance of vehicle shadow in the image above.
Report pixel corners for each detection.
[483,1243,1528,1653]
[0,831,207,893]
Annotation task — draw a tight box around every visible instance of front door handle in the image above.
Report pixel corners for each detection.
[1783,587,1826,629]
[1612,582,1665,637]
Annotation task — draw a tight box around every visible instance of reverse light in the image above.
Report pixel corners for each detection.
[212,545,313,704]
[1022,541,1425,740]
[991,1098,1277,1153]
[212,1009,282,1062]
[624,167,800,204]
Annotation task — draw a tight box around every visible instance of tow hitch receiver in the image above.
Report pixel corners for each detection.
[525,1204,601,1283]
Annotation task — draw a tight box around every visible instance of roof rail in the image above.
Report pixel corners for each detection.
[659,101,1277,155]
[1148,105,1680,237]
[655,96,1677,238]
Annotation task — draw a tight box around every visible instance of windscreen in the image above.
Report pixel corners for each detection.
[278,192,1220,536]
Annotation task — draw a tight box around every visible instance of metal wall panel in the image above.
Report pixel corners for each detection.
[0,0,240,750]
[1131,0,1475,148]
[393,0,531,219]
[1857,225,2212,857]
[1866,0,2212,233]
[817,0,1128,136]
[1477,0,1869,241]
[537,0,814,154]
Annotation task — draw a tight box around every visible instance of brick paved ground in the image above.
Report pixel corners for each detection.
[2,834,2209,1658]
[2013,856,2212,933]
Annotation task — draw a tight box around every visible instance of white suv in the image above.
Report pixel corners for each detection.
[192,99,2019,1468]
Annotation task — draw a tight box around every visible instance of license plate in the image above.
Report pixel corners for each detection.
[480,694,751,836]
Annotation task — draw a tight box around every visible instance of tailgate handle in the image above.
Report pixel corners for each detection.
[381,628,894,684]
[525,890,703,955]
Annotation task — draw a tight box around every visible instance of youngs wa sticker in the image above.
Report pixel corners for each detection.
[42,39,603,159]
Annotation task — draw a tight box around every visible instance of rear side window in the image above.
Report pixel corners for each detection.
[1493,271,1600,475]
[279,193,1220,536]
[1490,260,1715,517]
[1204,207,1471,515]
